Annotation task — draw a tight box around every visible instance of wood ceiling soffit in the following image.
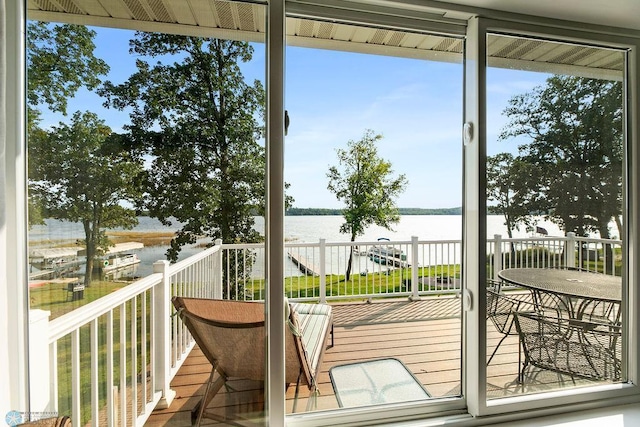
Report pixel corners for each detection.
[164,0,196,25]
[189,0,219,27]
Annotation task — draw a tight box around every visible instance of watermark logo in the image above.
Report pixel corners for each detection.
[5,411,23,426]
[5,411,60,426]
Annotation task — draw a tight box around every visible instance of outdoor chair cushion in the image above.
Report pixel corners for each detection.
[290,302,334,373]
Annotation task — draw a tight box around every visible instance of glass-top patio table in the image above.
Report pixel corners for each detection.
[498,268,622,323]
[329,358,430,408]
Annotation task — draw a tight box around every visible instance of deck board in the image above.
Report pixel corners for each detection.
[145,297,611,426]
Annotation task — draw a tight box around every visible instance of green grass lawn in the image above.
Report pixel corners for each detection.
[30,279,129,319]
[246,265,462,300]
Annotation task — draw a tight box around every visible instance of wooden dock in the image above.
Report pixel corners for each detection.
[287,250,320,276]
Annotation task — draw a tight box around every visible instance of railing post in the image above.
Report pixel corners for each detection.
[565,232,576,268]
[213,239,223,299]
[29,309,53,417]
[319,238,327,304]
[493,234,503,280]
[410,236,421,301]
[153,260,176,409]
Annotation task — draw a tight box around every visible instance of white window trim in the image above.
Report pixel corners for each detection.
[9,0,640,424]
[465,15,640,419]
[266,0,287,424]
[3,0,29,417]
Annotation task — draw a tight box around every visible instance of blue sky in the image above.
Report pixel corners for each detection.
[37,26,550,210]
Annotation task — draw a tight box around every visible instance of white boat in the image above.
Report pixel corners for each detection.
[367,238,407,261]
[101,253,140,272]
[91,242,144,274]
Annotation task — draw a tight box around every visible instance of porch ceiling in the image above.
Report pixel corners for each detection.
[28,0,623,80]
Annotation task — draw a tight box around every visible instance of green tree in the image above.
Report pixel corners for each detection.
[100,34,267,263]
[100,33,273,299]
[500,76,623,271]
[27,21,109,116]
[486,153,536,239]
[27,22,109,227]
[327,130,408,281]
[29,111,143,286]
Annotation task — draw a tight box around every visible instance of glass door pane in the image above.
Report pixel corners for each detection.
[485,32,626,398]
[284,15,464,414]
[27,1,267,423]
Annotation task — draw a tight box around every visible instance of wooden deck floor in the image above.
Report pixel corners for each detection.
[145,296,604,426]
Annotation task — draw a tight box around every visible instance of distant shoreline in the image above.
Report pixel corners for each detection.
[285,207,462,216]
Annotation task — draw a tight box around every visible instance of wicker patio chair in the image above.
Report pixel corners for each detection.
[513,311,622,383]
[19,417,71,426]
[172,296,332,426]
[486,279,534,366]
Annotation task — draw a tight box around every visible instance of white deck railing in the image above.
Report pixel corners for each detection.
[33,241,222,427]
[221,233,622,302]
[29,234,620,425]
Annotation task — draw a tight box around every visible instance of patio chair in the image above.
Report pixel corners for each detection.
[172,297,333,426]
[486,279,534,366]
[513,311,622,383]
[18,417,71,426]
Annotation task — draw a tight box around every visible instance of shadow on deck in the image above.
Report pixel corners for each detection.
[145,296,611,426]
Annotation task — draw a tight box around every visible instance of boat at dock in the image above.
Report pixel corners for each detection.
[368,253,410,268]
[91,242,144,274]
[367,238,407,261]
[365,238,410,268]
[101,253,141,272]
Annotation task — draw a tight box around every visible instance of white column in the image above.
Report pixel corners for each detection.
[1,0,29,417]
[493,234,503,280]
[152,260,176,409]
[28,310,52,416]
[410,236,421,301]
[565,232,576,269]
[213,239,223,299]
[319,239,326,303]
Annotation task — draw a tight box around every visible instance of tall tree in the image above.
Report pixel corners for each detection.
[29,111,143,286]
[501,76,623,237]
[99,34,266,262]
[327,130,408,281]
[486,153,537,239]
[500,76,623,271]
[27,22,109,226]
[27,22,109,116]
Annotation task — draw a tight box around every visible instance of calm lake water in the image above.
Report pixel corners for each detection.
[29,215,562,278]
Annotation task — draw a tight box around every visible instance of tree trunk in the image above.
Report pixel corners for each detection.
[345,235,356,281]
[615,215,623,240]
[603,243,614,275]
[83,220,96,287]
[84,253,94,287]
[599,225,614,275]
[506,225,516,261]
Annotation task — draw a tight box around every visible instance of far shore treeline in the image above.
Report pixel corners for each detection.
[134,207,462,217]
[284,207,462,216]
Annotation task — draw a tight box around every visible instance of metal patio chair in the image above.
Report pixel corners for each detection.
[513,311,622,383]
[486,279,534,366]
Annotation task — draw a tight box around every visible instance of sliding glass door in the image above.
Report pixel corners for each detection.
[484,31,627,397]
[283,5,466,420]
